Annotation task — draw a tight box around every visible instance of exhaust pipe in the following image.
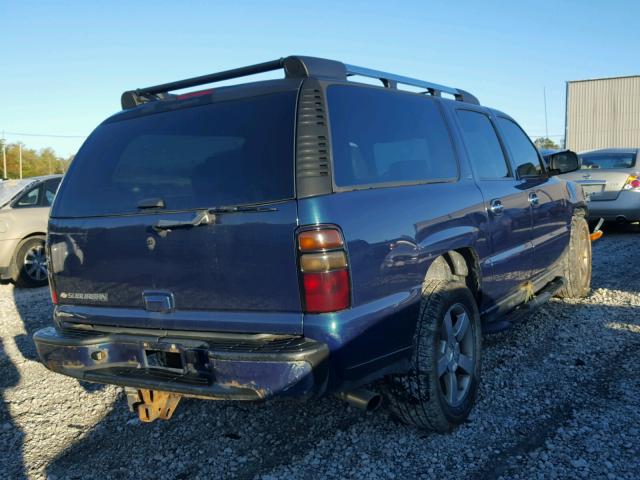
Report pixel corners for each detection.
[337,389,382,412]
[616,215,627,224]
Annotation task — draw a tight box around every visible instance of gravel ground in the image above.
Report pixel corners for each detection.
[1,227,639,480]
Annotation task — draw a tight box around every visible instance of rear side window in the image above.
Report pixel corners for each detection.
[44,178,61,206]
[580,153,636,169]
[456,110,511,179]
[497,117,544,178]
[53,92,296,218]
[327,86,457,188]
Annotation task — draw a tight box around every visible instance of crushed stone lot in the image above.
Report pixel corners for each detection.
[1,228,639,480]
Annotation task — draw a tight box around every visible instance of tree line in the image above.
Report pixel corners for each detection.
[533,137,561,150]
[0,141,73,179]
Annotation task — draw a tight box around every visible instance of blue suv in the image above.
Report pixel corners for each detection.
[34,56,591,431]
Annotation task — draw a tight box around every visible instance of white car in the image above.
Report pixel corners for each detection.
[0,175,62,287]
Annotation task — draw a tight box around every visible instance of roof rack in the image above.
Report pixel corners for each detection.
[345,64,479,105]
[120,56,479,109]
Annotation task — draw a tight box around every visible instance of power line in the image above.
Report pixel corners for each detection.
[1,130,87,139]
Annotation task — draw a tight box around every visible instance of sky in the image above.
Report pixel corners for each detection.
[1,0,639,157]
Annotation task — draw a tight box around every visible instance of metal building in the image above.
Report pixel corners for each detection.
[565,75,640,152]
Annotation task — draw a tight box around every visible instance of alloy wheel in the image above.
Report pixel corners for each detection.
[437,303,476,407]
[23,244,48,282]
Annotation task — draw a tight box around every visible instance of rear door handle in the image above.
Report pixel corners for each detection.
[489,199,504,216]
[528,192,539,206]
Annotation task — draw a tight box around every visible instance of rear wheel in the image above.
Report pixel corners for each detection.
[13,236,48,288]
[557,216,591,299]
[384,280,482,432]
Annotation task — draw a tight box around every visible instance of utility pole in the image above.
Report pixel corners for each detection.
[543,87,549,140]
[19,143,23,179]
[1,131,6,179]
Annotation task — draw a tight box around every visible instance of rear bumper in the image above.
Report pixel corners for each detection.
[33,326,329,400]
[588,190,640,221]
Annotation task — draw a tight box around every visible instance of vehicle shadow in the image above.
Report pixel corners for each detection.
[44,392,370,479]
[0,338,26,479]
[12,286,104,393]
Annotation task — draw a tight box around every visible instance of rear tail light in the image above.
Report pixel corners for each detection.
[46,244,57,305]
[623,175,640,191]
[298,227,350,313]
[50,286,58,305]
[298,229,344,251]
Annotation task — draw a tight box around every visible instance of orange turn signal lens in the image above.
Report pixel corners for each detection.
[298,229,344,252]
[300,251,348,273]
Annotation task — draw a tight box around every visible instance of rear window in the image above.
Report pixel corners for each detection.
[52,92,296,218]
[580,153,636,169]
[327,86,457,188]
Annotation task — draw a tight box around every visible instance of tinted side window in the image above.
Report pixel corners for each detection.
[328,86,457,187]
[497,118,544,178]
[14,185,41,208]
[456,110,510,179]
[44,178,62,206]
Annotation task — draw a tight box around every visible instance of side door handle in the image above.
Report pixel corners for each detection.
[489,199,504,216]
[528,192,539,207]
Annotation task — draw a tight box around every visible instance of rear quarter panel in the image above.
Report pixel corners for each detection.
[298,181,488,386]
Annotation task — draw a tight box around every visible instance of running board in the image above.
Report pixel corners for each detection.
[482,277,565,334]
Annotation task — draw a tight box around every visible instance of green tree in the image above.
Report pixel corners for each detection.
[1,142,72,179]
[533,137,560,150]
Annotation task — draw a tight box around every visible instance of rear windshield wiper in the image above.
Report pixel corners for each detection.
[150,204,277,233]
[207,205,278,214]
[153,209,211,232]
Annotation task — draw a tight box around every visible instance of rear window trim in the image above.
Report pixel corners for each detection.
[325,83,460,193]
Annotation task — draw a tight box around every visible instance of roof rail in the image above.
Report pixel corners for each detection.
[121,56,479,109]
[345,64,480,105]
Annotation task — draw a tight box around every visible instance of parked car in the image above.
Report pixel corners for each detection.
[549,148,640,223]
[33,56,591,432]
[0,175,63,287]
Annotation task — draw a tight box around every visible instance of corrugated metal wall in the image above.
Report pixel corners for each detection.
[566,76,640,152]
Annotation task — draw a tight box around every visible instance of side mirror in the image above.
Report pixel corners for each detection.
[546,151,580,175]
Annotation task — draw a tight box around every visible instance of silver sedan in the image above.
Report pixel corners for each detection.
[560,148,640,223]
[0,175,62,287]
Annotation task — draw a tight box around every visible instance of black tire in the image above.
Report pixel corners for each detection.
[13,236,49,288]
[557,216,591,299]
[383,280,482,432]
